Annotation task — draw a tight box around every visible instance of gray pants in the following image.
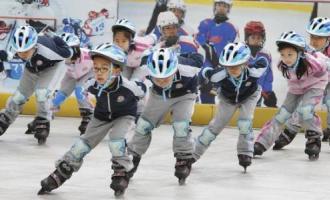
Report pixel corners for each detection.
[194,88,261,159]
[128,92,197,159]
[56,116,135,172]
[285,83,330,133]
[58,72,94,110]
[256,88,324,150]
[1,63,65,122]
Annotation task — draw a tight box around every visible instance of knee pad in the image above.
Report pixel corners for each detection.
[136,117,154,136]
[198,128,216,146]
[12,90,27,105]
[297,104,314,121]
[74,86,86,103]
[237,119,252,135]
[172,120,190,138]
[35,88,51,102]
[108,138,126,157]
[52,90,68,107]
[69,139,92,160]
[275,107,291,124]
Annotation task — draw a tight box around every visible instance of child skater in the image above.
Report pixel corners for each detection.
[254,31,329,160]
[47,32,94,135]
[0,25,72,144]
[244,21,277,108]
[127,47,203,185]
[273,17,330,150]
[38,43,146,197]
[194,42,266,172]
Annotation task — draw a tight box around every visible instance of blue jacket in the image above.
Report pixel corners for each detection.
[88,75,146,122]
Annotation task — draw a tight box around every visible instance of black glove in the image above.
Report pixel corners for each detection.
[0,50,8,62]
[262,91,277,108]
[202,43,218,67]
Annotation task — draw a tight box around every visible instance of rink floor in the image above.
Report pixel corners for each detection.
[1,116,330,200]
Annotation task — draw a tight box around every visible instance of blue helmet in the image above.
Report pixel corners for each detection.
[89,42,127,67]
[60,32,80,47]
[276,31,306,50]
[11,25,38,52]
[219,42,251,67]
[147,48,178,78]
[306,17,330,37]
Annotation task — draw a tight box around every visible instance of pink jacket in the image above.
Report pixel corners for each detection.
[66,48,93,79]
[286,51,328,94]
[127,34,156,68]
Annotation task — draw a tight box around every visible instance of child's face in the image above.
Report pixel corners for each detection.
[17,48,36,60]
[279,47,298,67]
[214,2,230,16]
[247,34,264,46]
[92,56,120,85]
[162,25,178,38]
[169,8,184,21]
[227,65,244,78]
[310,35,328,51]
[152,75,174,88]
[113,31,130,52]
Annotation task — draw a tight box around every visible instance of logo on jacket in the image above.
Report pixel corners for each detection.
[245,82,252,87]
[175,83,183,89]
[117,95,125,103]
[36,60,43,66]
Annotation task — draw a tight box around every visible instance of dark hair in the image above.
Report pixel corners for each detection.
[277,42,309,80]
[112,27,135,51]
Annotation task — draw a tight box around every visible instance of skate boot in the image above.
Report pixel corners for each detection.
[253,142,266,157]
[273,128,297,150]
[127,154,141,179]
[305,130,321,161]
[33,117,50,145]
[78,108,92,135]
[110,165,129,197]
[238,154,252,173]
[174,158,194,185]
[25,118,37,135]
[0,113,10,136]
[38,161,74,195]
[322,128,330,142]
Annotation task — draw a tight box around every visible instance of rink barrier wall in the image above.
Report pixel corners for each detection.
[132,0,313,13]
[1,93,327,128]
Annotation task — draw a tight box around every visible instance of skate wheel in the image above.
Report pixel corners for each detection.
[114,190,124,197]
[37,188,47,195]
[178,178,186,185]
[308,154,319,161]
[38,138,46,145]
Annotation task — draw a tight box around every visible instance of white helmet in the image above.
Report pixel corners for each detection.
[219,42,251,67]
[157,11,179,29]
[89,43,127,67]
[276,31,306,50]
[60,32,80,47]
[306,17,330,37]
[147,48,178,78]
[167,0,186,12]
[214,0,233,6]
[11,25,38,52]
[112,18,136,39]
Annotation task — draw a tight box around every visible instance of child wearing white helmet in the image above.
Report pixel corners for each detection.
[0,25,72,144]
[274,17,330,149]
[127,47,203,185]
[194,42,266,172]
[254,31,329,160]
[38,43,146,197]
[46,32,94,135]
[144,0,194,38]
[196,0,239,104]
